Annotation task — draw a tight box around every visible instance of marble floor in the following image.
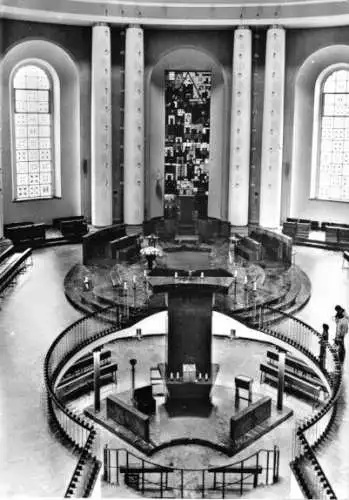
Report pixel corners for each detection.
[0,243,349,498]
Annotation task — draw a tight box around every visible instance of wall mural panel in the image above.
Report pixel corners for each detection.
[164,71,212,219]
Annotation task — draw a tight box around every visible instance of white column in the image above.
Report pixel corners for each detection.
[0,166,3,238]
[228,27,252,230]
[91,23,112,227]
[260,26,285,229]
[124,25,144,227]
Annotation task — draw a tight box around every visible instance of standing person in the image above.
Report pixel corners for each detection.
[334,305,349,363]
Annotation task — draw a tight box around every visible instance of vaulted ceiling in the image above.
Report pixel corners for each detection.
[1,0,349,28]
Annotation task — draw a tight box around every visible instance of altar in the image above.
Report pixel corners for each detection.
[147,274,233,404]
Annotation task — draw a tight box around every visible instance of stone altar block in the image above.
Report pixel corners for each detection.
[148,274,232,403]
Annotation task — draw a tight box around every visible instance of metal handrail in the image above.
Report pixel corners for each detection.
[44,302,166,497]
[45,292,342,499]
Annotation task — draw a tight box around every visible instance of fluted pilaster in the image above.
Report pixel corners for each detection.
[91,23,112,227]
[260,26,285,228]
[124,25,144,227]
[228,27,252,229]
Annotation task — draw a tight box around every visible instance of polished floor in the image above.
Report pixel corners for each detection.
[0,244,348,498]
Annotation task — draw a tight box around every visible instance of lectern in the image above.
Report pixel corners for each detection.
[148,274,233,404]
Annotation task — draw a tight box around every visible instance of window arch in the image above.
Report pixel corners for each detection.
[312,66,349,202]
[11,62,61,201]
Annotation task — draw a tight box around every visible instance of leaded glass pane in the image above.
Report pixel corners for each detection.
[13,64,53,199]
[318,69,349,201]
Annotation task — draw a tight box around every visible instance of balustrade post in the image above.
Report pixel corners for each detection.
[277,350,286,411]
[319,324,329,370]
[93,347,103,412]
[103,444,109,482]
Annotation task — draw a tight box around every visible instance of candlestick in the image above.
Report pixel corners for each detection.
[132,275,136,286]
[244,275,248,285]
[200,272,204,279]
[234,270,237,278]
[174,271,178,279]
[253,281,257,292]
[229,253,232,264]
[124,281,128,290]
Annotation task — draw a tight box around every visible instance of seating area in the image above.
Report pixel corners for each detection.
[260,349,327,404]
[4,216,89,247]
[250,227,293,265]
[82,223,140,265]
[236,236,262,261]
[52,216,88,240]
[282,217,349,250]
[0,241,32,293]
[56,350,117,402]
[4,221,46,245]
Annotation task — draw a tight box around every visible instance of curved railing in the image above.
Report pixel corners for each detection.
[44,302,166,497]
[45,286,342,498]
[103,446,280,498]
[251,305,342,500]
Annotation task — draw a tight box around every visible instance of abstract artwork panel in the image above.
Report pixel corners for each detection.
[164,71,211,217]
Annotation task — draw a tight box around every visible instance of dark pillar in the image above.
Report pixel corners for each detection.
[93,347,102,412]
[130,358,137,403]
[277,350,286,411]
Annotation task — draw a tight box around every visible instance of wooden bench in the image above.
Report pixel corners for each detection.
[260,363,321,403]
[282,221,297,239]
[266,350,327,393]
[5,223,46,245]
[59,219,88,239]
[52,216,86,230]
[236,236,262,261]
[82,224,127,265]
[56,362,118,401]
[295,222,310,240]
[0,248,32,293]
[59,350,112,385]
[109,234,139,260]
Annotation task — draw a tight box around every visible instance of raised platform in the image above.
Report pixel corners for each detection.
[85,385,293,458]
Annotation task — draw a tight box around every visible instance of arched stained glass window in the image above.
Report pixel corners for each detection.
[317,69,349,201]
[12,64,54,200]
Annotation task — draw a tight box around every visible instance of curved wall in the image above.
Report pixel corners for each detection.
[0,21,91,225]
[145,30,232,220]
[283,27,349,224]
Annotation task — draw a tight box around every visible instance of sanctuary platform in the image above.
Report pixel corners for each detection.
[85,384,293,458]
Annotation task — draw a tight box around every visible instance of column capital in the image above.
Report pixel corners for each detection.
[127,24,142,30]
[235,25,251,31]
[93,22,109,28]
[270,24,285,32]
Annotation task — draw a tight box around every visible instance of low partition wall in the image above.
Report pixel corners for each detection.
[82,224,126,265]
[250,227,293,265]
[143,216,230,242]
[106,395,150,442]
[230,396,271,441]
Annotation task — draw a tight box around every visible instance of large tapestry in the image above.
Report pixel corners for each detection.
[164,71,212,217]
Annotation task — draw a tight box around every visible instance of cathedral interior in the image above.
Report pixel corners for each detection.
[1,1,349,499]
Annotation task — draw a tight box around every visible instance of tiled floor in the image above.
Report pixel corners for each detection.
[0,243,349,498]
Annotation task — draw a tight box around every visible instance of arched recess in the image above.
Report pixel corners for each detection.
[291,45,349,223]
[145,46,228,220]
[1,39,81,225]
